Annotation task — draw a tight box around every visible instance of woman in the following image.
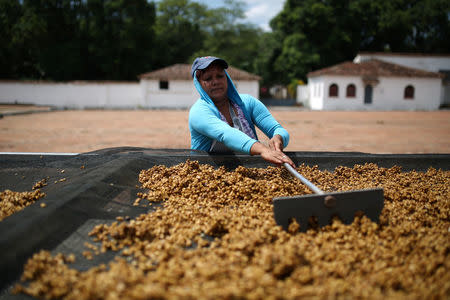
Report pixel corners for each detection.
[189,56,294,167]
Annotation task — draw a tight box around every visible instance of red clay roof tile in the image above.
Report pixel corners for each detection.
[307,59,444,78]
[357,52,450,58]
[139,64,261,81]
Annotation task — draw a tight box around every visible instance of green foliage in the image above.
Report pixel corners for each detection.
[287,78,302,99]
[269,0,450,84]
[154,0,207,67]
[1,0,157,80]
[83,0,157,80]
[0,0,44,78]
[0,0,448,84]
[187,0,262,73]
[192,23,263,72]
[22,0,85,80]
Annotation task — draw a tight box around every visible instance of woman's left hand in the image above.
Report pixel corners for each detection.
[250,141,295,168]
[269,134,284,152]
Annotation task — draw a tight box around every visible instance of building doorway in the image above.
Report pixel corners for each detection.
[364,85,373,104]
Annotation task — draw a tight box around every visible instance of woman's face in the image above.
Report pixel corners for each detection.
[197,64,228,102]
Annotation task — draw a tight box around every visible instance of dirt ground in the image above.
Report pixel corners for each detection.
[0,106,449,154]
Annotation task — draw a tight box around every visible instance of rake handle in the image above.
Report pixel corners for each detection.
[284,163,324,195]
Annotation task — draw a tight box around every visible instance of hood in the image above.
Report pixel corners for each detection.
[193,70,244,114]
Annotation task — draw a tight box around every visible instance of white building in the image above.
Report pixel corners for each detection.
[0,64,260,109]
[299,56,445,111]
[139,64,261,108]
[355,52,450,106]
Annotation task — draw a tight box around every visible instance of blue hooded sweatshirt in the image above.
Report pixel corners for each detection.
[189,70,290,154]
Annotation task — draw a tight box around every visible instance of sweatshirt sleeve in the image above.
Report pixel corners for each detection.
[244,95,290,148]
[189,101,258,154]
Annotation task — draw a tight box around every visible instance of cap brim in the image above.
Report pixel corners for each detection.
[200,59,228,70]
[191,57,228,77]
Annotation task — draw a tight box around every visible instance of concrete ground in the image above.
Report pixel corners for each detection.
[0,105,449,154]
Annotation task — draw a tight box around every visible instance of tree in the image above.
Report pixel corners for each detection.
[85,0,157,80]
[5,0,446,83]
[154,0,208,68]
[14,0,85,80]
[193,23,262,72]
[0,0,24,78]
[0,0,265,81]
[189,0,263,73]
[269,0,450,84]
[0,0,157,80]
[154,0,263,74]
[404,0,450,53]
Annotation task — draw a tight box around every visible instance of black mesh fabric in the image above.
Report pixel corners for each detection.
[0,147,449,299]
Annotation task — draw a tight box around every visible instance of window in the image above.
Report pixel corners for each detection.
[346,84,356,97]
[159,80,169,90]
[404,85,414,99]
[329,84,338,97]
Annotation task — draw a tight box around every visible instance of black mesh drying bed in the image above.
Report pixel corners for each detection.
[0,147,449,299]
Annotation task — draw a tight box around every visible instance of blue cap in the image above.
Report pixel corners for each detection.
[191,56,228,78]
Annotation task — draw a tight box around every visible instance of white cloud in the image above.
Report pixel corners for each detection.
[242,0,285,31]
[192,0,285,31]
[245,3,269,18]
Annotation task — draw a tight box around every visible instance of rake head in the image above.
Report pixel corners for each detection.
[273,188,384,231]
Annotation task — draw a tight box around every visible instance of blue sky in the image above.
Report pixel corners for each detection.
[193,0,286,31]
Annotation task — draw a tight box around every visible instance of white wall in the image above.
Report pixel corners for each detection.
[0,81,141,109]
[296,85,309,105]
[354,54,450,73]
[0,79,259,109]
[307,77,325,110]
[143,79,260,108]
[373,77,441,110]
[306,76,442,111]
[235,81,259,99]
[143,80,197,108]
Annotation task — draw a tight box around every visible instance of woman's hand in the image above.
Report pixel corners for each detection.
[269,134,284,152]
[250,142,295,168]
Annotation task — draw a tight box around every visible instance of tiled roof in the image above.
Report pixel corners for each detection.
[307,59,444,78]
[357,52,450,58]
[139,64,261,81]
